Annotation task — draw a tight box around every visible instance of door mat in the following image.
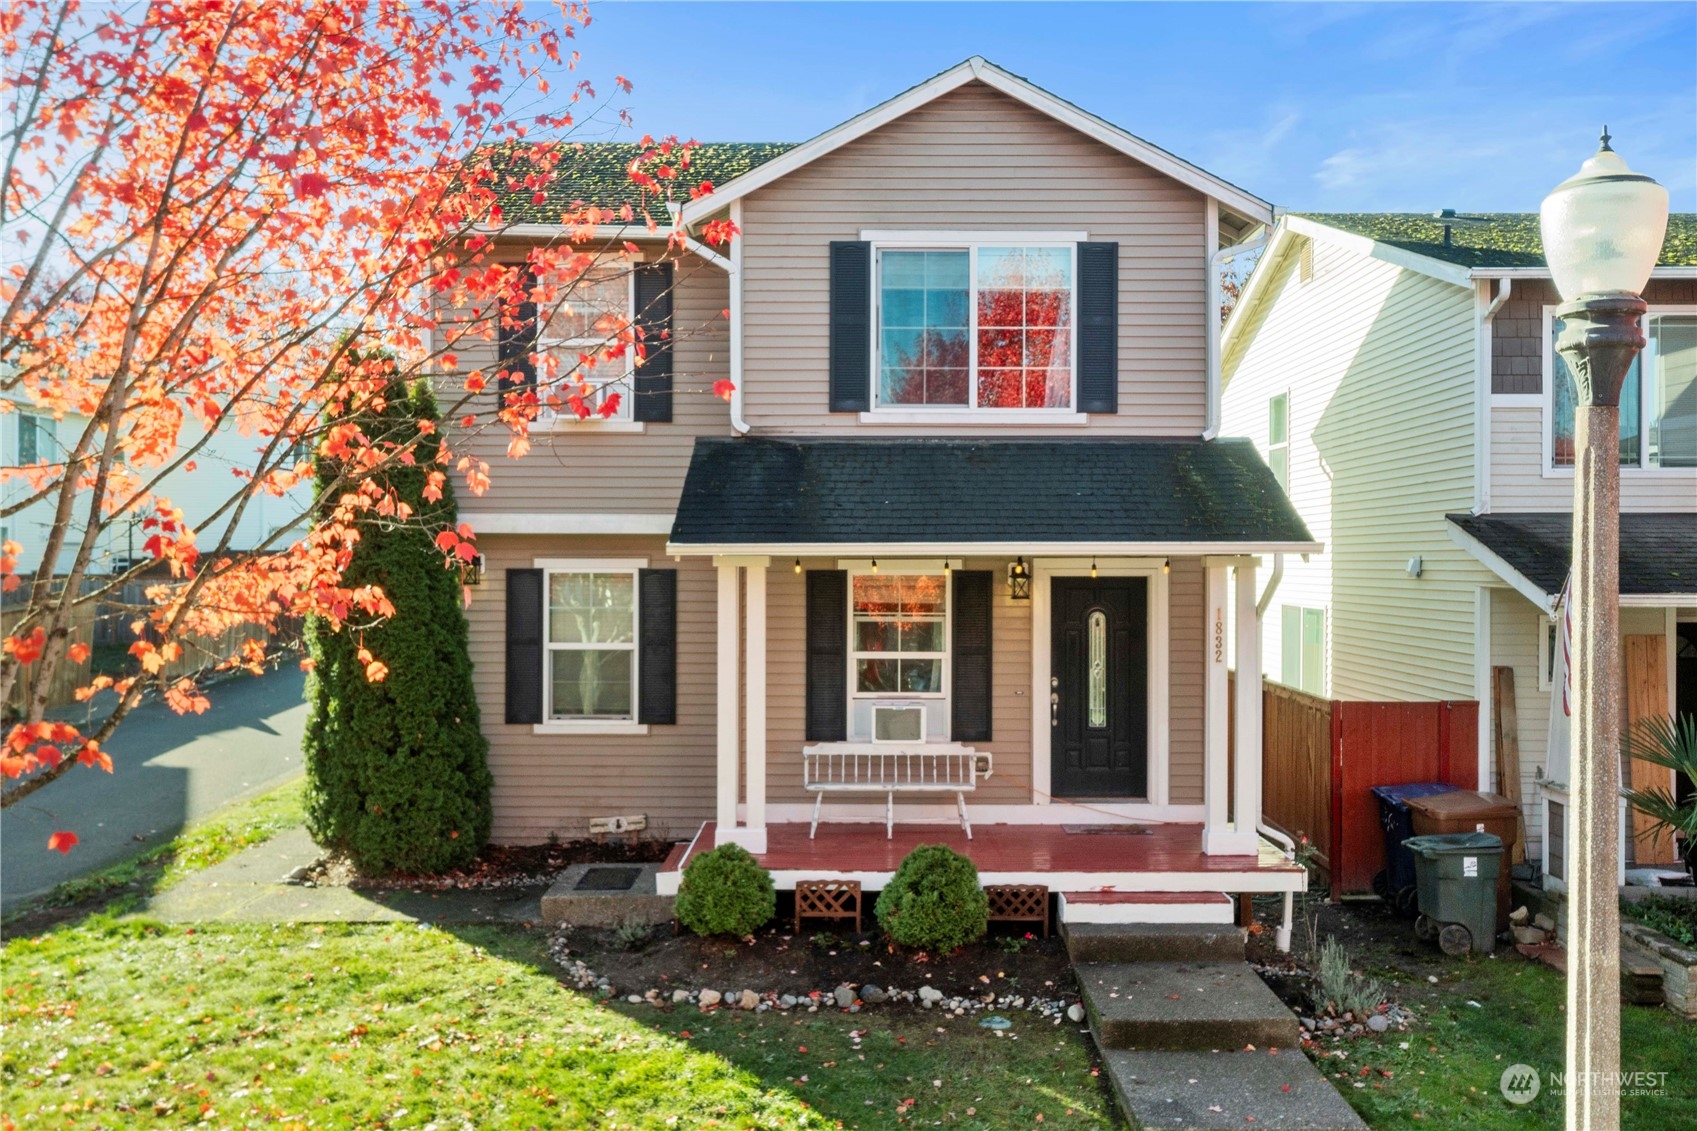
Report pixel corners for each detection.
[1060,825,1153,835]
[575,866,643,891]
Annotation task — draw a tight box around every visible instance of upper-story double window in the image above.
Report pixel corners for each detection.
[537,268,635,423]
[874,240,1076,412]
[1548,307,1696,469]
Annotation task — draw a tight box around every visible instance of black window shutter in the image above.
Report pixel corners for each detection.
[496,264,539,402]
[632,262,674,422]
[637,568,677,724]
[505,568,544,724]
[828,241,872,412]
[805,570,848,741]
[950,571,993,742]
[1077,241,1118,414]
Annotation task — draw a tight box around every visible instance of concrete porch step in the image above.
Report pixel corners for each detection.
[1063,921,1247,964]
[1076,961,1301,1051]
[1060,890,1235,925]
[1101,1048,1366,1130]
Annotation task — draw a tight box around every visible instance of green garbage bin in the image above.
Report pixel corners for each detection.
[1403,832,1503,956]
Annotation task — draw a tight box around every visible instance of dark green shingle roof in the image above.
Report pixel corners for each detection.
[485,141,795,224]
[1296,212,1697,269]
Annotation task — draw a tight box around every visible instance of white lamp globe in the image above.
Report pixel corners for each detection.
[1540,131,1668,301]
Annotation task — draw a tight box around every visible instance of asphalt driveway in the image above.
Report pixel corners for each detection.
[2,665,308,912]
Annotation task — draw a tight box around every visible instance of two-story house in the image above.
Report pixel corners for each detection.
[1220,210,1696,890]
[446,59,1317,935]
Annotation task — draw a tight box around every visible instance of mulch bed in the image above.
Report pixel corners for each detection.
[304,836,675,891]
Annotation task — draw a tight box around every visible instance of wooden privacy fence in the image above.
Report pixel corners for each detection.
[1257,678,1478,900]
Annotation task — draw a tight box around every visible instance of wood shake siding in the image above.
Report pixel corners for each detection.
[739,82,1210,436]
[1489,276,1697,513]
[443,250,731,518]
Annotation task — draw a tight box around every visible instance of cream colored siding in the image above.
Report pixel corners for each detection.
[1489,589,1549,854]
[1222,234,1491,701]
[1489,404,1697,511]
[739,82,1209,437]
[442,251,730,518]
[1167,557,1206,804]
[471,534,718,842]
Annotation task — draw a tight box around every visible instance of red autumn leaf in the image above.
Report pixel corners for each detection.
[47,831,78,854]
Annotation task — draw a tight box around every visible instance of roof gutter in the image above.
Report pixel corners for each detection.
[1203,219,1273,441]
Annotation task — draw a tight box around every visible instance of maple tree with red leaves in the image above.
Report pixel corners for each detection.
[1,1,733,843]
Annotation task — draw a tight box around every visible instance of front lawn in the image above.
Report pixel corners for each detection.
[1,919,1114,1129]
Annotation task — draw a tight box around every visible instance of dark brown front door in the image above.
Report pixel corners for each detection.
[1050,577,1147,798]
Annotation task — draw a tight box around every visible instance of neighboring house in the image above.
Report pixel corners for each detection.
[1220,210,1697,886]
[1,408,307,578]
[443,58,1318,925]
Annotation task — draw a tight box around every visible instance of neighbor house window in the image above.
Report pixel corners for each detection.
[1268,393,1290,489]
[851,572,948,697]
[537,269,634,421]
[876,244,1074,410]
[1280,605,1326,696]
[545,570,637,719]
[16,412,56,463]
[1550,309,1696,469]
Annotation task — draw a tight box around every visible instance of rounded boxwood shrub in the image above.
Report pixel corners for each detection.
[675,843,776,937]
[874,844,989,952]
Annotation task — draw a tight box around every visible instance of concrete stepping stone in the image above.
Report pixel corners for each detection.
[1076,961,1300,1051]
[1101,1048,1366,1130]
[1063,921,1246,964]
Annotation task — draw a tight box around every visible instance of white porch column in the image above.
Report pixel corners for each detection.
[742,560,768,854]
[714,560,741,843]
[1232,561,1264,853]
[1202,561,1237,854]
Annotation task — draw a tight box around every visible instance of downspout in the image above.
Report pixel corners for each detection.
[668,201,748,434]
[1203,223,1272,441]
[1252,552,1296,861]
[1474,276,1511,513]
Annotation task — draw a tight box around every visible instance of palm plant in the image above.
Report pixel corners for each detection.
[1621,713,1697,878]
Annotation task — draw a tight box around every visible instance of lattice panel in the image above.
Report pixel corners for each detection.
[795,880,862,933]
[985,884,1049,937]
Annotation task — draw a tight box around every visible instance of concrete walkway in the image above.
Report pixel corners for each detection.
[135,827,544,925]
[3,667,309,911]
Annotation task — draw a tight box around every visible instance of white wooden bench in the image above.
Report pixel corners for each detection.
[801,744,994,839]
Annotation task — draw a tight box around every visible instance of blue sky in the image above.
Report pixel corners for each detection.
[559,1,1697,212]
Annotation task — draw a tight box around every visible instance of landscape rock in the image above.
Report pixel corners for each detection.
[1066,1003,1086,1023]
[672,989,690,1003]
[1366,1013,1390,1033]
[918,986,944,1006]
[739,990,759,1011]
[861,984,887,1004]
[834,984,856,1008]
[698,989,722,1007]
[1534,913,1556,933]
[1513,926,1549,946]
[1510,905,1530,926]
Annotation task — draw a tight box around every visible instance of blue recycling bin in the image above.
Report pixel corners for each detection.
[1369,782,1459,912]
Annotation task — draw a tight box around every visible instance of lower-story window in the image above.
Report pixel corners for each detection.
[546,569,637,719]
[1280,604,1326,696]
[850,570,949,738]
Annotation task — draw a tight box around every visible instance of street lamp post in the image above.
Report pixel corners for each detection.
[1539,130,1667,1131]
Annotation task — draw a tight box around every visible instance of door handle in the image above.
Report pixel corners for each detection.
[1050,691,1059,727]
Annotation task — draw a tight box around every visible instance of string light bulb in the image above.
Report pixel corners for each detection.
[793,558,802,574]
[1162,558,1171,575]
[1090,556,1098,578]
[943,559,951,575]
[871,559,879,573]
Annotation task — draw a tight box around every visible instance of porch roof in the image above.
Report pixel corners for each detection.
[669,437,1318,553]
[1447,511,1697,611]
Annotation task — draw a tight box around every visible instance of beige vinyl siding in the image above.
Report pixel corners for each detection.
[440,249,731,518]
[1489,590,1550,855]
[472,534,718,842]
[1166,557,1205,804]
[739,82,1209,436]
[1223,234,1492,701]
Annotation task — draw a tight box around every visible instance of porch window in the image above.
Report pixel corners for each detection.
[1280,605,1326,696]
[537,268,634,421]
[545,570,637,719]
[876,244,1074,410]
[1549,309,1696,469]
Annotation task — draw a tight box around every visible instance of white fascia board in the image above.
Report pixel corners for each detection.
[1446,521,1554,615]
[466,512,675,536]
[676,56,1272,229]
[1468,265,1697,281]
[666,539,1323,557]
[1620,594,1697,608]
[1283,215,1473,289]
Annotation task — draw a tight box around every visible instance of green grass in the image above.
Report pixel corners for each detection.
[1326,953,1697,1130]
[1,778,305,926]
[1,921,1113,1129]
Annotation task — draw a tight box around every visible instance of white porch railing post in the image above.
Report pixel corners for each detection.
[1233,561,1264,852]
[743,560,768,853]
[1202,561,1235,854]
[714,560,740,843]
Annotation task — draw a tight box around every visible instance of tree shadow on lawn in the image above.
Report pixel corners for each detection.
[439,920,1126,1130]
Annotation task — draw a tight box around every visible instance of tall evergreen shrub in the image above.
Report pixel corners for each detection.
[302,374,492,873]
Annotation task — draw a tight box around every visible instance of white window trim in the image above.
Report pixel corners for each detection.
[1537,612,1556,693]
[1267,390,1291,489]
[1278,603,1328,697]
[846,566,952,737]
[865,235,1084,418]
[534,268,638,427]
[1540,304,1697,478]
[534,556,647,734]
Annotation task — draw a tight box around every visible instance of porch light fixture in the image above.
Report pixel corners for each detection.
[461,552,485,587]
[1162,558,1170,575]
[943,559,952,575]
[1539,127,1667,1131]
[794,557,802,574]
[871,559,879,573]
[1090,556,1098,578]
[1007,556,1031,600]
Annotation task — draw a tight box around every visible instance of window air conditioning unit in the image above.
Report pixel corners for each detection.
[872,703,925,744]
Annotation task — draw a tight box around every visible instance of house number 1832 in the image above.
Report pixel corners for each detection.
[1213,607,1225,662]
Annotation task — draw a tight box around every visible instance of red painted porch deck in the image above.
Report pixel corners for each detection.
[657,821,1304,897]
